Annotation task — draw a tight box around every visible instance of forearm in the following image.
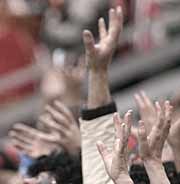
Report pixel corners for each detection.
[115,174,134,184]
[88,69,112,109]
[144,160,170,184]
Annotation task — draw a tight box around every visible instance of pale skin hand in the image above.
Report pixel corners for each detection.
[134,91,156,136]
[83,7,123,70]
[97,111,134,184]
[138,101,173,184]
[134,92,178,164]
[168,119,180,172]
[55,60,85,105]
[44,100,81,155]
[41,61,85,106]
[9,123,60,158]
[83,7,123,108]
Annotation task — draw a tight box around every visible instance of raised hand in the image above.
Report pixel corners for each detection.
[138,101,173,161]
[84,7,123,108]
[44,100,81,155]
[9,123,60,158]
[138,101,173,184]
[97,111,134,184]
[83,6,123,71]
[134,91,156,135]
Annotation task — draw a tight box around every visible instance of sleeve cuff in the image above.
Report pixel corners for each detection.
[81,101,117,121]
[163,161,180,183]
[177,172,180,181]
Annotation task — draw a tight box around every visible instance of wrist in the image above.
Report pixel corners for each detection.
[144,159,170,184]
[114,173,133,184]
[144,158,162,165]
[88,66,108,74]
[89,69,109,82]
[144,158,164,171]
[88,67,111,108]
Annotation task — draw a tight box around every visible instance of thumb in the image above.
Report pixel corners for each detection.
[97,141,111,166]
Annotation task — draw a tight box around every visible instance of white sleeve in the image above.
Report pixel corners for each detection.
[80,114,115,184]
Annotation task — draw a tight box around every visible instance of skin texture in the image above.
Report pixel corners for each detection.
[134,91,156,135]
[138,101,173,184]
[44,100,81,155]
[10,101,81,157]
[134,91,180,171]
[97,112,134,184]
[10,122,60,158]
[83,6,123,108]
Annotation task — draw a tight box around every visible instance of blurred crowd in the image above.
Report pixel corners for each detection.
[0,0,180,184]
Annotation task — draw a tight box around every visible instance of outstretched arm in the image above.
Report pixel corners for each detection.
[80,7,123,184]
[83,7,123,109]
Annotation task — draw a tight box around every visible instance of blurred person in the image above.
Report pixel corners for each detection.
[0,1,49,176]
[7,27,85,182]
[42,0,110,50]
[0,0,47,105]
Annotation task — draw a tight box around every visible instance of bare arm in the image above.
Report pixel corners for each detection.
[83,7,123,108]
[88,69,111,108]
[80,7,123,184]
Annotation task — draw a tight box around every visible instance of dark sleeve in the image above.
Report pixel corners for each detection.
[177,173,180,182]
[130,162,180,184]
[163,162,180,184]
[81,101,117,121]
